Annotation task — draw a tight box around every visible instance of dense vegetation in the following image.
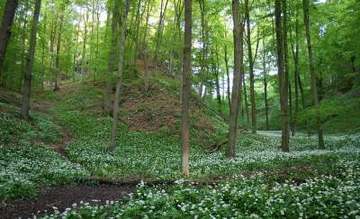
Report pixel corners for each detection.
[0,0,359,218]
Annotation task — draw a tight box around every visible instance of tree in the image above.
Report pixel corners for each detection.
[154,0,169,62]
[104,0,121,116]
[227,0,244,159]
[110,0,130,151]
[303,0,325,149]
[54,3,66,91]
[21,0,42,120]
[181,0,192,177]
[275,0,289,152]
[0,0,19,83]
[262,38,269,130]
[244,0,257,134]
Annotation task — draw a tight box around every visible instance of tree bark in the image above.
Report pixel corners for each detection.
[245,0,257,134]
[275,0,289,152]
[21,0,42,120]
[154,0,169,62]
[110,0,130,151]
[0,0,19,83]
[303,0,325,149]
[182,0,192,177]
[290,7,300,135]
[104,0,120,115]
[243,76,250,125]
[283,0,290,142]
[214,48,222,115]
[227,0,244,159]
[224,43,231,108]
[262,38,269,130]
[54,6,65,91]
[143,0,153,92]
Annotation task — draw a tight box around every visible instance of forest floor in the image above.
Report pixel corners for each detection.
[1,81,360,218]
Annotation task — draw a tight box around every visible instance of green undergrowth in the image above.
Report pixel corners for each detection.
[0,101,89,200]
[0,145,89,200]
[43,152,360,218]
[298,89,360,134]
[50,83,360,182]
[0,102,62,145]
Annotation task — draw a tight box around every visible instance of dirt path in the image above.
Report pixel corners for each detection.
[0,183,135,219]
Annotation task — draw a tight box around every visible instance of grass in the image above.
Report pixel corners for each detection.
[1,80,360,218]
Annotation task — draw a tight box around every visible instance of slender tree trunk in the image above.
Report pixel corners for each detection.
[73,17,81,80]
[262,39,269,130]
[199,0,209,99]
[227,0,244,159]
[132,0,142,65]
[170,0,183,75]
[110,0,130,151]
[104,1,120,115]
[21,0,41,120]
[245,0,257,134]
[154,0,169,62]
[290,7,300,136]
[0,0,19,84]
[289,81,294,136]
[49,14,56,86]
[40,12,48,90]
[143,0,153,92]
[275,0,289,152]
[54,8,65,91]
[82,11,89,75]
[283,0,290,141]
[224,44,231,108]
[214,48,222,115]
[20,4,29,83]
[182,0,192,177]
[303,0,325,149]
[243,77,250,125]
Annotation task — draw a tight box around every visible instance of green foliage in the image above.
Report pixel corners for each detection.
[0,102,62,145]
[0,144,89,200]
[43,152,360,218]
[0,101,89,200]
[297,94,360,133]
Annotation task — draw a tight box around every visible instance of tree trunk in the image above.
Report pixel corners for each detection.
[283,0,290,142]
[104,0,120,116]
[182,0,192,177]
[275,0,289,152]
[214,48,222,115]
[110,0,130,151]
[143,0,153,92]
[243,77,250,125]
[132,0,143,65]
[224,44,231,108]
[245,0,257,134]
[262,38,269,130]
[290,7,300,135]
[0,0,19,84]
[54,7,65,91]
[21,0,42,120]
[81,11,89,75]
[227,0,244,159]
[154,0,169,62]
[199,0,209,99]
[303,0,325,149]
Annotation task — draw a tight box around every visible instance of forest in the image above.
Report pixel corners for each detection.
[0,0,359,218]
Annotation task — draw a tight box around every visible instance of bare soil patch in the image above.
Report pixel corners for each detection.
[0,183,135,219]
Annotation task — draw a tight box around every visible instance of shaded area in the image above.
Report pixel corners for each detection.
[0,183,135,219]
